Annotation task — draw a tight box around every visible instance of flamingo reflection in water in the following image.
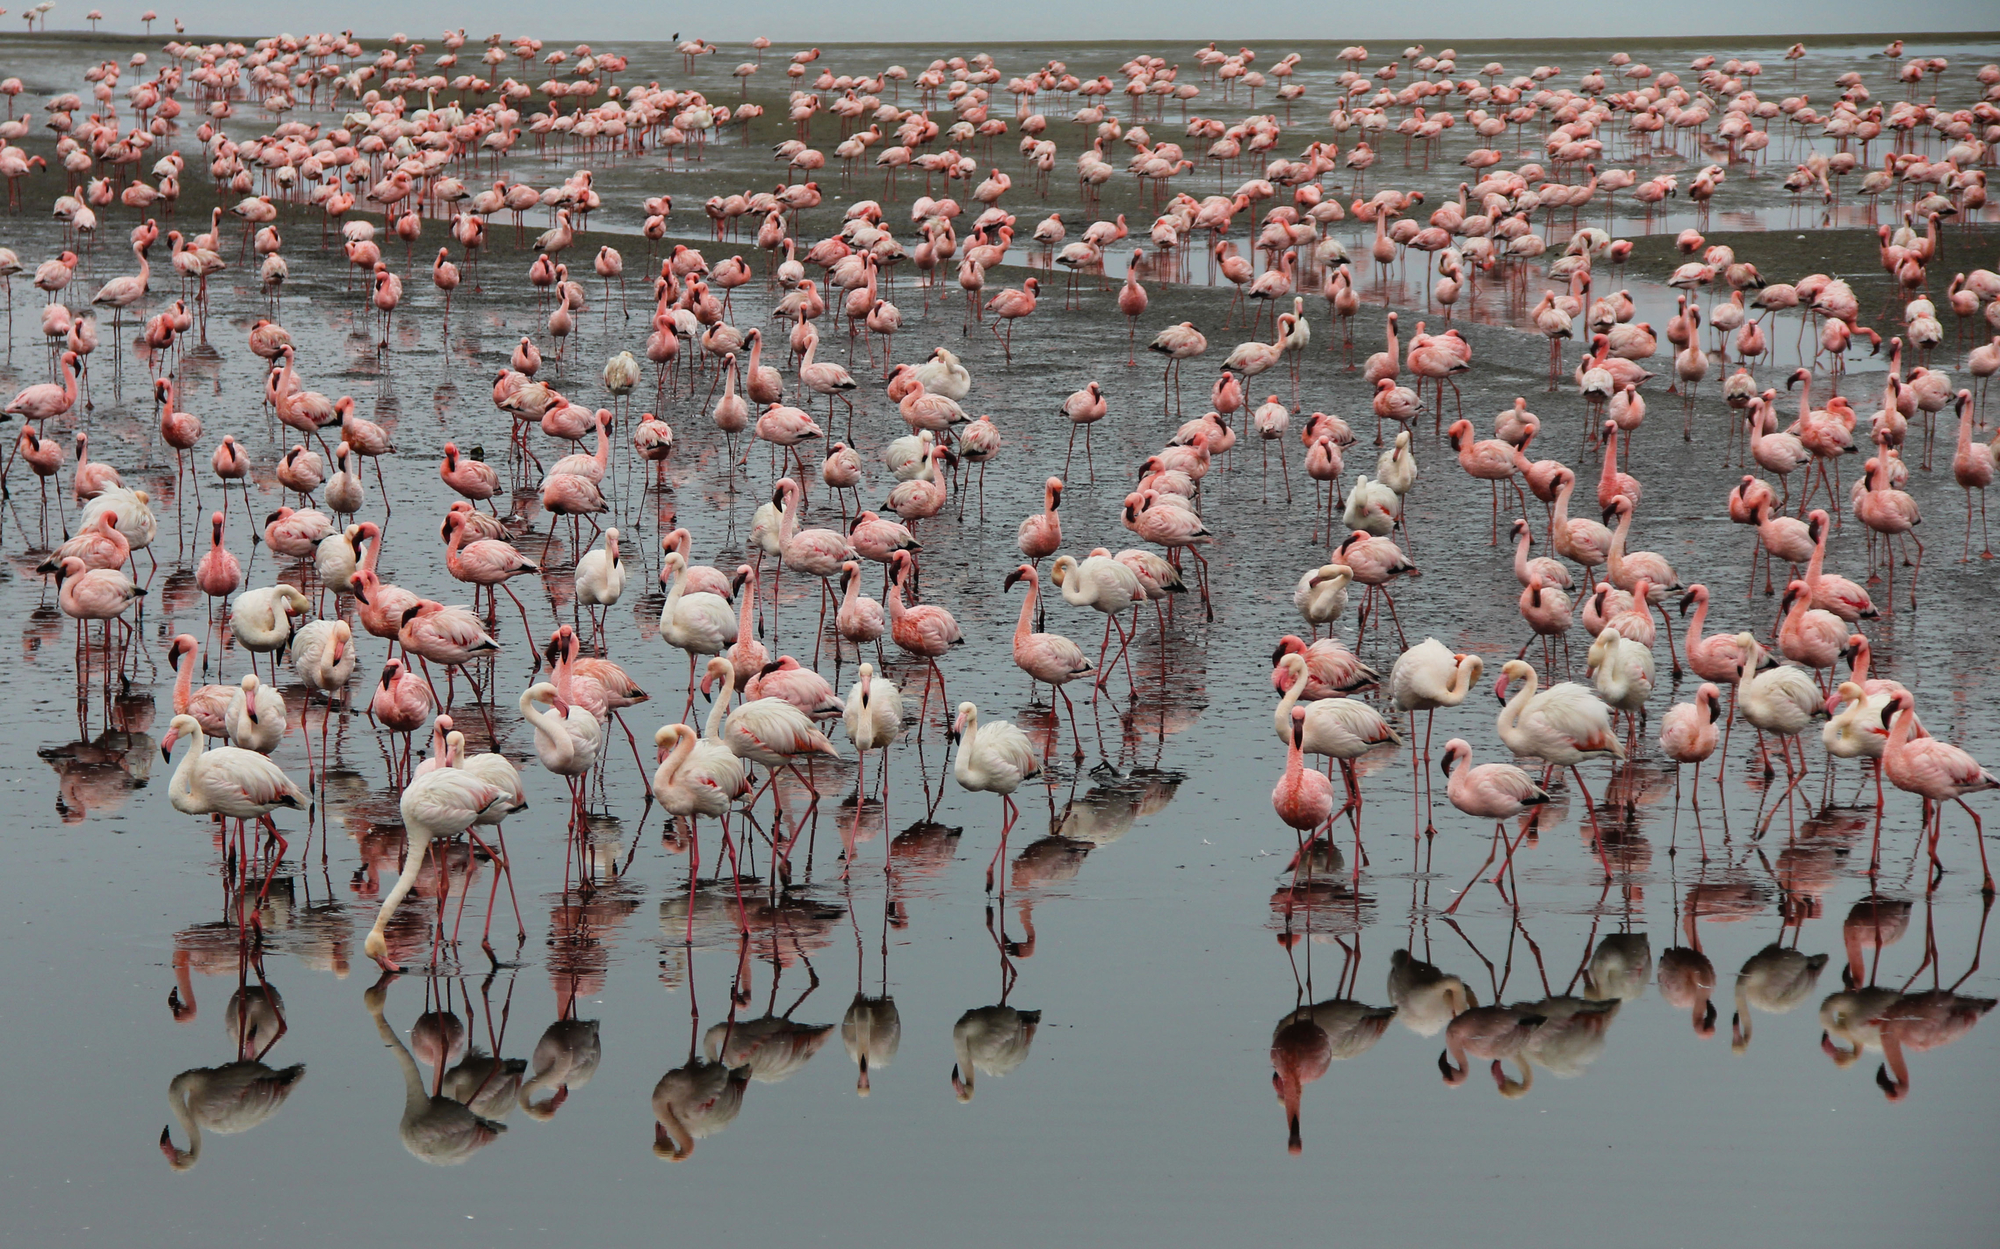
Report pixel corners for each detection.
[364,974,508,1165]
[159,965,303,1171]
[949,903,1041,1104]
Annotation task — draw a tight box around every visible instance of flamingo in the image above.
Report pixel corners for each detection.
[1439,738,1552,912]
[362,764,508,971]
[1879,694,1998,895]
[953,701,1043,890]
[1005,563,1093,759]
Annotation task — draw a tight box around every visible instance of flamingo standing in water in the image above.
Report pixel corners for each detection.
[952,700,1042,891]
[1493,660,1625,877]
[1117,251,1148,364]
[839,662,903,860]
[161,714,310,918]
[362,763,507,971]
[1879,694,1998,895]
[886,548,963,735]
[983,276,1040,362]
[1004,563,1093,760]
[1439,737,1552,912]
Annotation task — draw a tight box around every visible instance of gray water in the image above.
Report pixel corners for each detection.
[1,30,1997,1248]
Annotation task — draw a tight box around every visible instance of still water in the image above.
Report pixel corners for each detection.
[0,29,1996,1247]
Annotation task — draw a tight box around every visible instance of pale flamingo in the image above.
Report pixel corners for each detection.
[839,662,903,863]
[362,765,507,971]
[1389,639,1484,835]
[1494,660,1625,874]
[1051,551,1145,698]
[955,700,1043,890]
[659,551,739,717]
[161,714,309,915]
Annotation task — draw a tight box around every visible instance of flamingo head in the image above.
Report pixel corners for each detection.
[1877,693,1906,729]
[1439,738,1469,777]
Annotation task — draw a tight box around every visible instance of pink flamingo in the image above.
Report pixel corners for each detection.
[1803,509,1876,620]
[1879,694,1998,895]
[1854,457,1924,607]
[1440,738,1552,912]
[398,600,502,717]
[38,509,129,575]
[1148,321,1207,413]
[194,510,241,650]
[1949,390,1993,560]
[154,377,202,502]
[1117,251,1148,364]
[1660,683,1723,826]
[1005,564,1093,759]
[773,477,854,654]
[1273,654,1401,855]
[887,549,963,735]
[89,235,151,351]
[1123,490,1216,618]
[983,276,1040,362]
[443,511,539,655]
[440,442,499,509]
[167,634,233,737]
[1059,383,1107,481]
[370,657,435,783]
[1446,419,1522,542]
[1273,705,1336,845]
[1016,478,1063,576]
[70,432,119,501]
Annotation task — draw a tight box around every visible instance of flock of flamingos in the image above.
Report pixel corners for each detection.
[3,24,1999,1151]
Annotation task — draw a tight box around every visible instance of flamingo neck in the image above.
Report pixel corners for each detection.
[661,727,697,788]
[1275,660,1308,736]
[703,679,733,741]
[1498,669,1538,738]
[1013,574,1038,644]
[369,826,430,954]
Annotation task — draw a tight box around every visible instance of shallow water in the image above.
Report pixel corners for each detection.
[1,30,1998,1248]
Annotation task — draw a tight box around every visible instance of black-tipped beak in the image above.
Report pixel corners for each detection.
[1677,593,1695,615]
[1708,699,1721,724]
[1004,568,1025,590]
